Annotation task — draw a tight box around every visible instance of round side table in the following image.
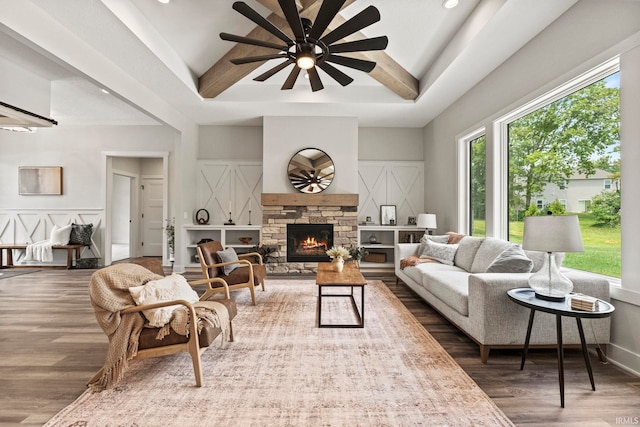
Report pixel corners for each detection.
[507,288,614,408]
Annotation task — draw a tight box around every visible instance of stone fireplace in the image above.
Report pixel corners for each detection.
[261,193,358,274]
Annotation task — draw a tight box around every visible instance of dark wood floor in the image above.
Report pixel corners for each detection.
[1,266,638,426]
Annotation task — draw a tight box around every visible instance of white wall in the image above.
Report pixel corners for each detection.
[199,126,263,160]
[262,116,358,194]
[0,56,51,118]
[424,0,640,374]
[358,128,424,161]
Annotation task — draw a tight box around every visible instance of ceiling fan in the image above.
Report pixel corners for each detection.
[220,0,389,92]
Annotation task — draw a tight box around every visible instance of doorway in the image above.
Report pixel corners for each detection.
[105,153,168,266]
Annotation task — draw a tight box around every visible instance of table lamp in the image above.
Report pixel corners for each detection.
[417,213,437,235]
[522,214,584,301]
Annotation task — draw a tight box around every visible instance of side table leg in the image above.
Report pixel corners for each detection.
[521,309,536,370]
[577,318,596,391]
[556,314,565,408]
[317,285,322,328]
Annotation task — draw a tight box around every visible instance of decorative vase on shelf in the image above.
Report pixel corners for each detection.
[332,257,344,272]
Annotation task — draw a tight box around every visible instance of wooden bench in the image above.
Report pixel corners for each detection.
[0,244,86,269]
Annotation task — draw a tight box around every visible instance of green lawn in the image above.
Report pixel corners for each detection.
[473,213,620,278]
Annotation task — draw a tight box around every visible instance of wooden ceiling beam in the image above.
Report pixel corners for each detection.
[198,0,418,100]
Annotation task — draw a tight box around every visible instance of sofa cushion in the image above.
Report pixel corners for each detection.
[423,270,471,316]
[486,244,533,273]
[454,236,484,272]
[470,237,514,273]
[420,239,459,265]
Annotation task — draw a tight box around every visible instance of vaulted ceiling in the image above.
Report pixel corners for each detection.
[0,0,579,128]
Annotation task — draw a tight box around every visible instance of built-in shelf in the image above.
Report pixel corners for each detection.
[183,224,261,268]
[357,225,423,270]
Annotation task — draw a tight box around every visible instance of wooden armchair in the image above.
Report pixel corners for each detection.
[88,259,236,390]
[196,240,267,305]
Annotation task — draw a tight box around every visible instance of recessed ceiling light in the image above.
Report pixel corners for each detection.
[158,0,170,3]
[100,88,110,95]
[443,0,459,9]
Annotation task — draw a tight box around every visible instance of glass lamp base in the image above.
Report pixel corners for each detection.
[528,252,572,302]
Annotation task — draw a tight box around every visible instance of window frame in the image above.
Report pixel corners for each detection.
[493,57,620,239]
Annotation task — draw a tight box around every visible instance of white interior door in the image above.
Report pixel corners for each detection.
[142,177,163,256]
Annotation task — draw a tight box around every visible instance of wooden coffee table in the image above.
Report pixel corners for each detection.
[316,262,367,328]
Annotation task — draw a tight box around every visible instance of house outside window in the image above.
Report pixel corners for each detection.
[604,179,612,190]
[536,199,543,210]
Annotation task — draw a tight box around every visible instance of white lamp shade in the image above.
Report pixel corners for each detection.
[522,215,584,253]
[417,213,437,229]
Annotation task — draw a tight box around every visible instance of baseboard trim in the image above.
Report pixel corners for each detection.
[607,343,640,377]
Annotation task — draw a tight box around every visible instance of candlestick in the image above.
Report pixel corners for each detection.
[248,210,252,225]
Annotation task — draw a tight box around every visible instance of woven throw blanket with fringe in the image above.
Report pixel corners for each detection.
[88,264,230,391]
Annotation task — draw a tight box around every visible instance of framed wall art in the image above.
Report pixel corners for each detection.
[380,205,397,226]
[18,166,63,195]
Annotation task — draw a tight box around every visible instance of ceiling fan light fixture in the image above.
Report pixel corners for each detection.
[443,0,459,8]
[296,45,316,70]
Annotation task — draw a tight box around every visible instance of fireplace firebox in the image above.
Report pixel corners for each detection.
[287,224,333,262]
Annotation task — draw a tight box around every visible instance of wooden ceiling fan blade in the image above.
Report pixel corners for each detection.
[329,36,388,54]
[326,55,376,73]
[317,62,353,86]
[233,1,293,44]
[220,33,287,51]
[321,5,381,46]
[307,0,348,40]
[307,67,324,92]
[277,0,305,41]
[231,54,286,65]
[282,65,302,90]
[254,59,294,81]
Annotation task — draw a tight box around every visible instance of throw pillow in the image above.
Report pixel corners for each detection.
[69,223,93,246]
[50,224,72,245]
[486,244,534,273]
[420,239,459,265]
[128,273,199,327]
[218,247,240,275]
[417,234,450,256]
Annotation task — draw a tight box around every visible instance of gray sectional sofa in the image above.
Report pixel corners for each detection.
[395,234,611,362]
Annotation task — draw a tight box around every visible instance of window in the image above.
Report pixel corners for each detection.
[469,135,486,236]
[503,60,620,278]
[560,199,567,209]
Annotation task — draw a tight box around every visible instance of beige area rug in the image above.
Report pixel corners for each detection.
[45,280,513,427]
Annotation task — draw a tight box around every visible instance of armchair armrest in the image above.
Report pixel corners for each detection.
[238,251,263,265]
[202,258,252,270]
[188,277,231,300]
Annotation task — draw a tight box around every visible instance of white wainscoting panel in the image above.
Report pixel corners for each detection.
[196,161,263,226]
[0,209,103,264]
[358,161,424,225]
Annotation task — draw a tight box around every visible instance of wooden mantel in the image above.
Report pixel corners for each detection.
[261,193,358,207]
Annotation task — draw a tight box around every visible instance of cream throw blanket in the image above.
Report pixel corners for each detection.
[24,240,53,262]
[88,263,230,392]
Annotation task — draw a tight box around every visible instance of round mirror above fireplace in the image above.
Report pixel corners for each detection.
[287,148,335,194]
